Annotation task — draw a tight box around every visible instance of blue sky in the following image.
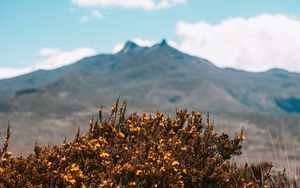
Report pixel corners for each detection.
[1,0,300,78]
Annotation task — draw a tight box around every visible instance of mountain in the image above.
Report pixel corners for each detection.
[1,39,300,115]
[1,39,300,154]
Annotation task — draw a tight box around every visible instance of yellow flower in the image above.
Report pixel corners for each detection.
[63,175,68,180]
[98,136,108,144]
[69,179,76,185]
[182,168,187,174]
[6,151,13,156]
[47,162,52,167]
[0,167,4,173]
[63,174,76,184]
[118,132,125,138]
[181,146,187,151]
[136,170,143,175]
[124,163,132,169]
[129,181,137,186]
[178,180,184,188]
[130,127,141,132]
[78,170,84,178]
[100,152,110,158]
[172,161,179,166]
[64,174,71,181]
[93,143,100,150]
[61,157,66,161]
[70,164,80,171]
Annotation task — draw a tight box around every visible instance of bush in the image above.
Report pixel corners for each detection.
[0,99,289,187]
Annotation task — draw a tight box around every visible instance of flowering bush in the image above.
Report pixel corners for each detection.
[0,99,289,187]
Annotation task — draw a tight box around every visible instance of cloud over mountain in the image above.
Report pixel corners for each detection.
[0,67,33,80]
[0,47,96,79]
[35,47,97,70]
[175,14,300,72]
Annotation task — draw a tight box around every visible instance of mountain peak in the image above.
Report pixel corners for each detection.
[120,41,140,53]
[120,39,171,54]
[159,39,168,46]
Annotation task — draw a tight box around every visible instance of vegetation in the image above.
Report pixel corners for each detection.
[0,99,291,187]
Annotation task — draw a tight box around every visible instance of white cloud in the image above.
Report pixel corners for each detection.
[72,0,185,10]
[80,10,103,23]
[175,14,300,72]
[0,67,33,80]
[35,47,97,69]
[132,38,156,47]
[0,47,97,80]
[166,40,179,49]
[112,42,125,53]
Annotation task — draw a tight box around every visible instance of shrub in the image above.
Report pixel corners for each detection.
[0,99,289,187]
